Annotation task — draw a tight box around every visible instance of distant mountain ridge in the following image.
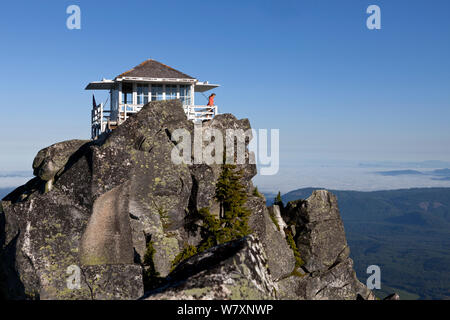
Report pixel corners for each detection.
[372,168,450,181]
[432,168,450,176]
[374,170,424,176]
[359,160,450,168]
[265,187,450,300]
[282,187,450,228]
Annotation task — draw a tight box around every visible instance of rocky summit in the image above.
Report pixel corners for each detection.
[0,100,375,300]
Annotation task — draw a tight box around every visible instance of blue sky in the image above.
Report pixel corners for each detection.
[1,0,449,190]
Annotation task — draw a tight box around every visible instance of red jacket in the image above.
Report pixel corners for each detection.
[207,96,215,106]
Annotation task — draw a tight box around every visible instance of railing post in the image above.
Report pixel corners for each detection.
[91,108,95,140]
[100,103,104,133]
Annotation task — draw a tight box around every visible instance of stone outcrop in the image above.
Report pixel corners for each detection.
[384,293,400,300]
[267,204,287,237]
[282,190,349,273]
[0,99,377,300]
[80,182,134,265]
[143,236,277,300]
[277,190,375,300]
[32,139,89,182]
[247,198,295,280]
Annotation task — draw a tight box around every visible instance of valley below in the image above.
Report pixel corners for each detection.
[266,187,450,300]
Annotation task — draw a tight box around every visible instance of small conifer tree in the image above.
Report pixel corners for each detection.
[197,207,223,252]
[214,164,251,238]
[274,191,284,208]
[171,244,198,271]
[253,186,262,198]
[196,164,251,252]
[142,241,162,290]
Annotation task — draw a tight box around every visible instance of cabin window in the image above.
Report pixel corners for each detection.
[165,84,177,100]
[122,83,133,104]
[151,84,163,101]
[137,84,149,105]
[179,85,191,105]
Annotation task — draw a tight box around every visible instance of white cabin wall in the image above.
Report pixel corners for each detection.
[132,83,137,105]
[149,84,152,101]
[190,84,195,105]
[118,83,122,104]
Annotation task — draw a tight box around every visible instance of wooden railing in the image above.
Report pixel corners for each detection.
[184,105,219,122]
[92,103,219,139]
[91,103,110,140]
[118,104,144,122]
[117,104,218,122]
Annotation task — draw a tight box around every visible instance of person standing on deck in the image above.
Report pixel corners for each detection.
[206,93,216,119]
[207,93,216,107]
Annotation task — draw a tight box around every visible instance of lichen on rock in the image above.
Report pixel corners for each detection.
[0,100,375,300]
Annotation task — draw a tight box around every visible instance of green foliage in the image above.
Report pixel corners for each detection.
[282,187,450,299]
[214,164,251,237]
[274,191,284,208]
[170,164,253,270]
[290,268,306,278]
[196,204,251,253]
[252,186,263,198]
[197,207,225,252]
[171,244,198,272]
[285,230,304,269]
[143,240,156,266]
[142,240,163,290]
[157,206,170,230]
[268,210,280,231]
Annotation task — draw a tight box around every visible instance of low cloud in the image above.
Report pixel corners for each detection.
[254,164,450,194]
[0,172,33,189]
[0,171,32,178]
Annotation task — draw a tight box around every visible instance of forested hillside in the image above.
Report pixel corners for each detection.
[271,187,450,300]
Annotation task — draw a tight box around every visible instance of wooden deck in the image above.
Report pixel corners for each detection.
[91,103,219,139]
